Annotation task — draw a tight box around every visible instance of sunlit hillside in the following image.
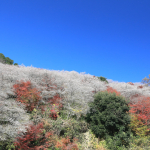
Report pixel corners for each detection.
[0,62,150,149]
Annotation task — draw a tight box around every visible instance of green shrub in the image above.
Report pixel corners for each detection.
[97,76,109,84]
[0,137,16,150]
[104,135,128,150]
[84,91,132,149]
[0,53,6,64]
[0,53,19,66]
[60,118,89,143]
[14,63,19,66]
[129,134,150,149]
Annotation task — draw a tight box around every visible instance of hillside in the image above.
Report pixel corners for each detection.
[0,62,150,149]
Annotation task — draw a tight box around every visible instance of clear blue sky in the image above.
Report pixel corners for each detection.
[0,0,150,85]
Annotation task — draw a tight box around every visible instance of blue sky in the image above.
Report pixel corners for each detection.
[0,0,150,85]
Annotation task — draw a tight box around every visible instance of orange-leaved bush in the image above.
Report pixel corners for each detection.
[55,136,79,150]
[12,80,42,113]
[12,80,63,121]
[49,105,60,120]
[13,122,57,150]
[127,82,134,85]
[137,85,143,89]
[128,95,150,135]
[38,89,63,120]
[46,94,63,120]
[102,86,121,96]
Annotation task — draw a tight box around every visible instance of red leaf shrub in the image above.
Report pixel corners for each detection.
[102,86,121,96]
[137,85,143,89]
[49,105,60,120]
[128,96,150,134]
[37,76,64,120]
[12,80,42,113]
[55,136,79,150]
[12,79,63,120]
[13,122,57,150]
[39,92,63,120]
[127,82,134,85]
[47,94,63,111]
[92,86,121,99]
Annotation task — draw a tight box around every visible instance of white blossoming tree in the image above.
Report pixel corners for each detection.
[0,62,150,146]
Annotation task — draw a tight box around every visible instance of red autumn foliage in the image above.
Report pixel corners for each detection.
[12,78,64,120]
[127,82,134,85]
[12,80,42,113]
[13,122,57,150]
[48,104,60,120]
[55,136,79,150]
[128,95,150,136]
[37,76,64,120]
[91,86,121,98]
[137,85,143,89]
[38,92,63,120]
[129,95,150,127]
[47,94,63,111]
[101,86,121,96]
[11,78,78,149]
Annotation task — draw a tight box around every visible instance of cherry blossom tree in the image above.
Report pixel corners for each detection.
[1,62,150,144]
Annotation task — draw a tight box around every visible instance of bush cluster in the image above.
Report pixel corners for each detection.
[83,91,132,149]
[97,76,109,84]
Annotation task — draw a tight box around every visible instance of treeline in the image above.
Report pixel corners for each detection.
[0,53,19,66]
[96,75,150,87]
[0,53,149,87]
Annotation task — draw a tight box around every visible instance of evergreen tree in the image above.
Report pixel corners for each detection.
[0,53,6,64]
[97,76,109,84]
[0,53,19,66]
[84,91,132,149]
[5,57,14,65]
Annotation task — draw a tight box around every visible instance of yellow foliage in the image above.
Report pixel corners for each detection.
[129,113,149,137]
